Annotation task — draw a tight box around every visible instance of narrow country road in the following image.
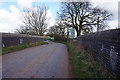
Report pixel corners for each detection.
[2,42,70,78]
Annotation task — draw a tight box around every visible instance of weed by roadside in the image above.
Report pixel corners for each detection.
[64,42,114,78]
[2,42,48,55]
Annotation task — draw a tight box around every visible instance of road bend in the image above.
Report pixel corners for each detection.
[2,42,70,78]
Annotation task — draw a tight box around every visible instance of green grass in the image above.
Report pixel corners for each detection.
[2,42,48,55]
[64,42,114,78]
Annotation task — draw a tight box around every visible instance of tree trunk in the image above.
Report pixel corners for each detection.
[97,16,100,32]
[75,28,81,37]
[76,29,81,37]
[67,27,69,39]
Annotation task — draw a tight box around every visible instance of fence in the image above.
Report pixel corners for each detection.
[2,33,44,48]
[77,29,120,77]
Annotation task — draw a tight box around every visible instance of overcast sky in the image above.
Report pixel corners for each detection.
[0,0,119,33]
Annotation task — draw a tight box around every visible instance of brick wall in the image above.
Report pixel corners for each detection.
[77,29,120,77]
[2,33,44,48]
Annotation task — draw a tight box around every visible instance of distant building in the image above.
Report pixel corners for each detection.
[70,28,75,38]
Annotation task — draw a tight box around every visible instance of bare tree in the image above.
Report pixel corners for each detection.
[92,7,112,32]
[58,1,113,37]
[58,2,94,37]
[18,6,49,36]
[48,21,66,36]
[16,26,29,34]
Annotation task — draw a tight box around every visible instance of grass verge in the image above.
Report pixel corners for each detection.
[64,42,114,78]
[2,42,48,55]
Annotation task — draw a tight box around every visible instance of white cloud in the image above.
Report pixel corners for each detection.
[17,0,35,8]
[10,5,20,14]
[91,0,118,19]
[90,0,119,29]
[0,5,21,33]
[0,23,15,33]
[108,20,118,29]
[0,4,54,33]
[46,10,55,29]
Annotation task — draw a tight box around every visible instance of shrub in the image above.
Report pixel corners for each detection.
[54,34,67,42]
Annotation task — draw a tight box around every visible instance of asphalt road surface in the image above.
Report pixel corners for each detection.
[2,42,70,78]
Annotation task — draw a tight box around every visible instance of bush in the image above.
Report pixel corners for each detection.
[54,34,67,42]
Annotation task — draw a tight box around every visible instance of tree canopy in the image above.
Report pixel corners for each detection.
[57,1,112,37]
[17,6,49,36]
